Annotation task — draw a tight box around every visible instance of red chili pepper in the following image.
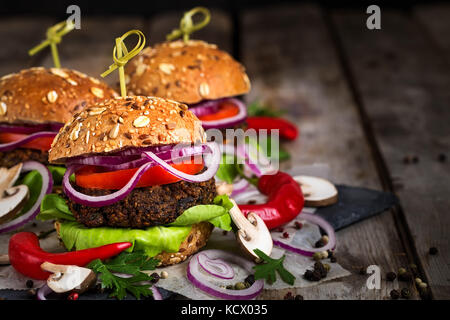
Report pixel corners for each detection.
[246,116,299,141]
[8,232,132,280]
[238,171,304,230]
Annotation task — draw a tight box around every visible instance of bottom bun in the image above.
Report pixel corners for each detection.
[155,222,213,266]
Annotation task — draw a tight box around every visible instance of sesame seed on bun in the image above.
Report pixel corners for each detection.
[125,40,251,104]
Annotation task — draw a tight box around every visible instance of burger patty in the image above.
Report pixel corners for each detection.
[67,177,217,228]
[0,148,49,167]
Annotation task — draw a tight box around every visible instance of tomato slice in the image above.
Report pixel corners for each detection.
[197,101,240,121]
[75,161,204,190]
[0,133,54,151]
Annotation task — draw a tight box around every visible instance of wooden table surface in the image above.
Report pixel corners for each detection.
[0,3,448,300]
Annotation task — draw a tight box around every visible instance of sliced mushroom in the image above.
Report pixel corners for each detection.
[0,254,9,265]
[0,163,22,195]
[41,262,97,294]
[228,199,273,261]
[216,181,233,196]
[293,175,338,207]
[0,185,29,224]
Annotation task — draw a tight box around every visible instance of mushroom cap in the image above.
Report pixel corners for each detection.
[293,175,338,207]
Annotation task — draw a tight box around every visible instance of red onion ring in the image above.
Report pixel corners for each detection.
[0,123,63,134]
[37,284,54,300]
[187,249,264,300]
[272,213,336,257]
[190,98,247,129]
[0,161,53,234]
[197,252,235,279]
[0,132,57,152]
[143,143,220,183]
[151,286,163,300]
[63,162,156,207]
[231,179,250,197]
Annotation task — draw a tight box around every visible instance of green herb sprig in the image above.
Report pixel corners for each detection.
[253,249,296,285]
[88,251,159,300]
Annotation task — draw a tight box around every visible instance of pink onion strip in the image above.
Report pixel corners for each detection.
[151,286,163,300]
[273,213,336,257]
[0,132,57,152]
[187,249,264,300]
[37,284,54,300]
[0,161,53,234]
[191,98,247,129]
[197,252,235,279]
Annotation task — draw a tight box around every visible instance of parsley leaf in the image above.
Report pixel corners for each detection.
[253,249,296,285]
[87,251,159,300]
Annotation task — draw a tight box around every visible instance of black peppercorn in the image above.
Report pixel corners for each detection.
[314,262,327,278]
[390,289,400,300]
[401,288,411,299]
[429,247,438,255]
[330,256,337,263]
[294,294,304,300]
[386,272,397,281]
[294,221,303,230]
[398,271,412,282]
[150,272,160,284]
[315,239,325,248]
[282,232,289,239]
[244,274,255,286]
[311,270,322,281]
[438,153,446,162]
[26,280,34,288]
[283,292,294,300]
[359,267,367,275]
[412,156,419,163]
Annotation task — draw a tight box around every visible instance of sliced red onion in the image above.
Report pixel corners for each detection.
[63,162,156,207]
[231,179,250,197]
[143,143,220,183]
[197,252,235,279]
[0,161,53,234]
[236,143,275,178]
[190,98,247,129]
[187,249,264,300]
[272,213,336,257]
[0,123,62,134]
[151,286,163,300]
[0,131,57,152]
[37,284,54,300]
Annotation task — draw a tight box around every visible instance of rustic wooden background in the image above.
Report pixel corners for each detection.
[0,2,448,300]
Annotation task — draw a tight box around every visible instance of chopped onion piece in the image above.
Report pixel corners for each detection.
[197,252,235,279]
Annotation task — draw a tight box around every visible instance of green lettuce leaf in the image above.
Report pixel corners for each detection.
[15,170,42,215]
[215,154,240,183]
[47,165,66,185]
[38,193,75,221]
[58,221,192,258]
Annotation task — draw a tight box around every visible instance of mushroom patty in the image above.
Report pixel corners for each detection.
[0,149,49,168]
[66,177,217,228]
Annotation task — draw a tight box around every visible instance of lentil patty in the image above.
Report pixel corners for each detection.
[0,148,49,167]
[67,177,217,228]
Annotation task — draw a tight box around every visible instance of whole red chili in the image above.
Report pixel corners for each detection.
[246,117,299,141]
[9,232,132,280]
[239,171,304,229]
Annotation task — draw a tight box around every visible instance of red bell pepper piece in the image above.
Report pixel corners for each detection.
[9,232,132,280]
[238,171,304,230]
[246,116,299,141]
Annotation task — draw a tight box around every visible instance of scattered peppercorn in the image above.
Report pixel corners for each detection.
[409,264,419,277]
[160,271,169,279]
[234,282,247,290]
[398,271,412,282]
[323,263,331,273]
[386,272,397,281]
[94,283,104,294]
[438,153,447,162]
[419,282,428,289]
[222,231,228,236]
[25,280,34,288]
[294,221,303,230]
[321,251,329,259]
[321,235,329,244]
[390,289,400,300]
[27,289,36,298]
[150,272,160,284]
[313,252,322,261]
[311,270,322,281]
[276,227,284,233]
[359,267,367,275]
[429,247,438,255]
[303,270,314,281]
[294,294,304,300]
[32,222,37,227]
[403,156,411,164]
[284,292,294,300]
[330,256,337,263]
[315,239,325,248]
[226,285,234,290]
[244,274,255,285]
[401,288,411,299]
[398,267,406,275]
[282,232,289,239]
[315,262,327,278]
[68,292,79,300]
[412,156,419,163]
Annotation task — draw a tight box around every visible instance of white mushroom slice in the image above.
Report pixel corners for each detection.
[228,199,273,261]
[0,254,9,265]
[0,163,23,196]
[41,262,97,293]
[0,185,29,224]
[293,175,338,207]
[215,181,233,196]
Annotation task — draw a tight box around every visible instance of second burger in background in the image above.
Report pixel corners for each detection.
[39,96,233,266]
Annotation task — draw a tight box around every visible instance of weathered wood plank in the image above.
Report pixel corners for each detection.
[0,17,53,74]
[147,9,233,54]
[332,9,450,299]
[40,17,145,87]
[414,4,450,60]
[241,4,411,299]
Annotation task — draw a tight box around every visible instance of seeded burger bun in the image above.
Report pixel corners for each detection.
[0,67,117,125]
[50,96,214,266]
[125,40,251,104]
[49,95,205,163]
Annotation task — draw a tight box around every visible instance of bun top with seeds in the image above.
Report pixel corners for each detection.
[125,40,251,104]
[49,96,206,163]
[0,67,117,125]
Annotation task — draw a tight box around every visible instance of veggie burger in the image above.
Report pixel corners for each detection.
[125,40,250,132]
[41,95,232,266]
[0,67,116,167]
